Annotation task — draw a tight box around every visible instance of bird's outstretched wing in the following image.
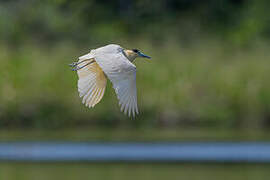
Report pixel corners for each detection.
[77,56,107,108]
[93,52,138,117]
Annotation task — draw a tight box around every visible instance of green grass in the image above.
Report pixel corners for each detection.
[1,40,270,129]
[0,163,270,180]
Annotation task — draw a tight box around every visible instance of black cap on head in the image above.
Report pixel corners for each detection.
[132,49,139,53]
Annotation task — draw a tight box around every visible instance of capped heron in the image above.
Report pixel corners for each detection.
[70,44,151,117]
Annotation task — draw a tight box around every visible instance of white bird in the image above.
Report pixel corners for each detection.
[70,44,151,117]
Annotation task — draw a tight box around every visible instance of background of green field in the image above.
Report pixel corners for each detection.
[1,0,270,130]
[1,38,270,130]
[1,1,270,179]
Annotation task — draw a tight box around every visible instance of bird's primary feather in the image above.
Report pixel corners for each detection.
[77,58,107,108]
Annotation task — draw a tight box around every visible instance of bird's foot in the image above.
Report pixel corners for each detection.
[69,62,78,67]
[71,67,79,71]
[69,62,80,71]
[69,59,95,71]
[71,61,94,71]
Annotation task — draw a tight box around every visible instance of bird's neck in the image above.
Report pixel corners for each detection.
[123,50,137,62]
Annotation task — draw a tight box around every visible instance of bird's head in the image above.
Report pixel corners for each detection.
[123,49,151,62]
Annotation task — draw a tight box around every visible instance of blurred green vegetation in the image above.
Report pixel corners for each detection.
[0,0,270,131]
[1,163,270,180]
[1,40,270,130]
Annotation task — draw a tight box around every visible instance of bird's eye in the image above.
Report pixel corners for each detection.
[132,49,139,53]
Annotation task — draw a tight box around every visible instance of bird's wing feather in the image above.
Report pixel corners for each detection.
[93,51,138,117]
[77,58,107,108]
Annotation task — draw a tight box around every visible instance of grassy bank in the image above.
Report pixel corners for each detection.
[0,128,270,141]
[1,163,270,180]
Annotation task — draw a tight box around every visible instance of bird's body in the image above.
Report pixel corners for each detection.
[70,44,151,117]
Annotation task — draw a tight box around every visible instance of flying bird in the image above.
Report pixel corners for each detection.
[70,44,151,117]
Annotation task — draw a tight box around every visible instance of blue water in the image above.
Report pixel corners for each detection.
[0,142,270,162]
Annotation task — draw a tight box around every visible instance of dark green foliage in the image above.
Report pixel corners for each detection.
[0,0,269,46]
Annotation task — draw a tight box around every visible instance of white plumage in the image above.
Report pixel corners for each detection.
[71,44,151,117]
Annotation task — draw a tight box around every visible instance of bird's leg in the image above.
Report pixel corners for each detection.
[71,60,95,71]
[69,59,91,67]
